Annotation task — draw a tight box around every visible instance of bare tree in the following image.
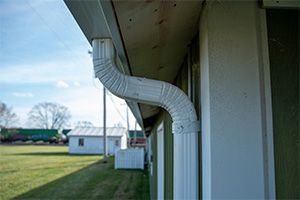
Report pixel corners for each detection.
[75,121,94,127]
[27,102,71,129]
[0,102,19,128]
[113,122,123,127]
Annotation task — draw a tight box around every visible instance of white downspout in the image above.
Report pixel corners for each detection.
[93,38,200,199]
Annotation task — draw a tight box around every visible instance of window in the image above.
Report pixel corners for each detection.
[78,138,84,147]
[115,140,119,146]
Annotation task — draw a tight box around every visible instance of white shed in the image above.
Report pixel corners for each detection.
[67,127,127,155]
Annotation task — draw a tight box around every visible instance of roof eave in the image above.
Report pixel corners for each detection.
[64,0,144,129]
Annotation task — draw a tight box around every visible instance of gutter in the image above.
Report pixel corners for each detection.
[93,38,200,199]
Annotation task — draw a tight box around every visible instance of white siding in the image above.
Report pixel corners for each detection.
[69,136,126,155]
[121,134,127,149]
[69,136,103,154]
[108,137,121,154]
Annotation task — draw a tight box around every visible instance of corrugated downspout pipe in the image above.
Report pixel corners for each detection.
[93,38,200,199]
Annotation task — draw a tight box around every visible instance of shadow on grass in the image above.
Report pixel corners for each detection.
[1,159,100,175]
[12,157,150,200]
[10,152,100,156]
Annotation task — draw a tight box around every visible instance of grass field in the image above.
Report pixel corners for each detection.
[0,145,150,200]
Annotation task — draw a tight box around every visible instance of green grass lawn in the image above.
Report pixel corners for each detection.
[0,145,150,200]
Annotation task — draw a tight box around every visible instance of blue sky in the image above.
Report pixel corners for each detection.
[0,0,138,129]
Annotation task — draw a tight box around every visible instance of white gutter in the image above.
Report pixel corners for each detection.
[93,38,200,199]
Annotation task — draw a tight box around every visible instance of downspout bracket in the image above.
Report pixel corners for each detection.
[172,120,201,134]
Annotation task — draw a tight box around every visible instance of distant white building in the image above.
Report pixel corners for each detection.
[67,127,128,155]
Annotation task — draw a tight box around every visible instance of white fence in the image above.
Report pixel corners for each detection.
[115,148,144,170]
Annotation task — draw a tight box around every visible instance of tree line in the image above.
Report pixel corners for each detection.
[0,101,72,129]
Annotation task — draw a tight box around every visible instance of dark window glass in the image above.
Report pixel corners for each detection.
[78,138,84,147]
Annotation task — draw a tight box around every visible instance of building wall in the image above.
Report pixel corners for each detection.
[147,2,290,199]
[69,136,103,154]
[266,9,299,199]
[162,112,173,199]
[149,110,173,200]
[69,136,124,154]
[107,137,124,154]
[190,35,202,197]
[149,126,157,200]
[199,1,274,199]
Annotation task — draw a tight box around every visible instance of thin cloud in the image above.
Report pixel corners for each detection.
[56,80,69,88]
[13,92,34,97]
[73,82,80,86]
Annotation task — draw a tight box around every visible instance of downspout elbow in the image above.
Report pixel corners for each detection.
[92,38,200,134]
